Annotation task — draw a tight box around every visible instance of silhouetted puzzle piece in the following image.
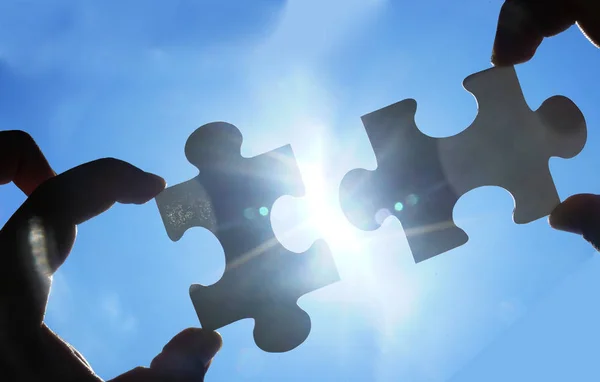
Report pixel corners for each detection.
[340,66,587,263]
[156,122,339,352]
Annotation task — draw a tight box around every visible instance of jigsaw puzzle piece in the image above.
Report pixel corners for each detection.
[190,238,336,352]
[156,123,304,240]
[339,99,468,264]
[439,66,587,224]
[156,122,340,353]
[340,66,587,263]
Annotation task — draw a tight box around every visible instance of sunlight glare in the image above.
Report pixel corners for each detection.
[294,130,421,345]
[300,163,361,256]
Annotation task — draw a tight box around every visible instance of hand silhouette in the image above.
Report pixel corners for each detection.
[0,130,221,381]
[492,0,600,249]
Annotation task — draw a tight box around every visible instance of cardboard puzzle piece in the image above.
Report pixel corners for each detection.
[156,122,340,352]
[340,66,587,263]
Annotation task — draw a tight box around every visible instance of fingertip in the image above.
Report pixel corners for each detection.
[0,130,56,195]
[491,51,530,67]
[142,172,167,200]
[549,195,582,233]
[17,159,168,228]
[89,158,165,204]
[174,328,223,357]
[152,328,223,374]
[212,330,223,353]
[549,194,600,234]
[491,29,541,67]
[578,16,600,48]
[491,0,544,67]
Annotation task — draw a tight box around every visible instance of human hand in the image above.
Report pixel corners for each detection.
[0,130,221,381]
[110,328,222,382]
[491,0,599,66]
[491,0,600,249]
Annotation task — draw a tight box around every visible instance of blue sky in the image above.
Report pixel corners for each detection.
[1,0,600,381]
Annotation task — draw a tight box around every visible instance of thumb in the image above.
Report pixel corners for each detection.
[549,194,600,250]
[109,329,222,382]
[150,328,222,379]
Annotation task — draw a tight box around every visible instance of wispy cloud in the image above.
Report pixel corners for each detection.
[99,292,138,334]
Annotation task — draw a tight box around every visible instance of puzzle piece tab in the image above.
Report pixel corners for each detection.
[156,122,339,352]
[340,66,587,263]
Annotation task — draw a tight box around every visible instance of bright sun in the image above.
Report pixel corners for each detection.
[299,163,362,255]
[299,162,419,328]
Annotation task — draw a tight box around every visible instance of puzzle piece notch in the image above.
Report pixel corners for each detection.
[190,238,336,352]
[156,122,340,353]
[340,66,587,264]
[157,122,306,241]
[440,67,587,224]
[271,194,322,254]
[339,99,469,263]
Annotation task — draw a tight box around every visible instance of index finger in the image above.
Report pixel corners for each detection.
[0,158,166,329]
[3,158,167,271]
[0,131,55,195]
[491,0,576,66]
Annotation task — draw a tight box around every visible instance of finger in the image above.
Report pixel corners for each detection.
[549,194,600,250]
[23,157,166,226]
[0,158,165,327]
[149,329,222,378]
[3,158,166,272]
[0,131,55,195]
[109,329,222,382]
[491,0,576,66]
[109,367,198,382]
[577,0,600,47]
